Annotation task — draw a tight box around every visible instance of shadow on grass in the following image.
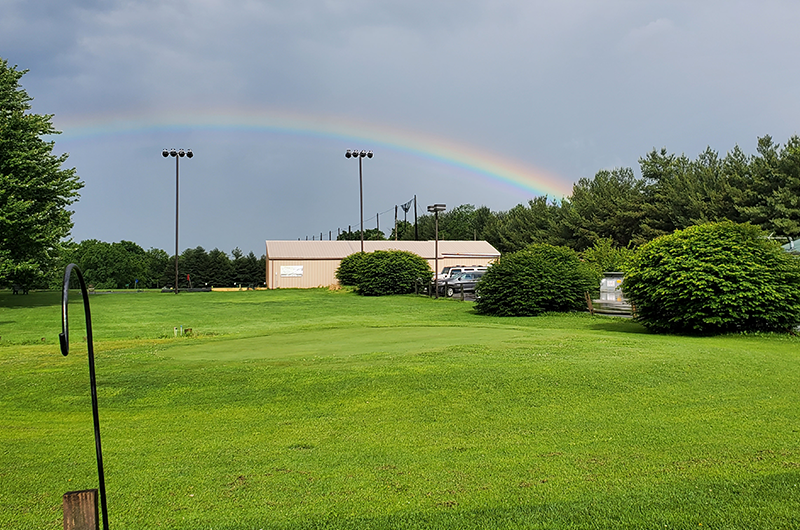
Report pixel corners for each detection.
[588,318,650,335]
[0,290,62,308]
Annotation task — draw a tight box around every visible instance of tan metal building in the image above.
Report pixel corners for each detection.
[265,240,500,289]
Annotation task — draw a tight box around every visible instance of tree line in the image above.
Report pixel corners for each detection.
[53,240,266,290]
[367,135,800,254]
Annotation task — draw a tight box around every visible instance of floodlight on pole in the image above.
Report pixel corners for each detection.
[345,149,373,253]
[162,148,193,294]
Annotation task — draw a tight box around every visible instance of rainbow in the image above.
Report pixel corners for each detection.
[53,107,573,198]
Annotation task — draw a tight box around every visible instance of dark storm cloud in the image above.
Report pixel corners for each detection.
[3,0,800,254]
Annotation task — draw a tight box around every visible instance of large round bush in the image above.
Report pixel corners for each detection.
[475,244,598,316]
[353,250,432,296]
[335,251,369,286]
[623,221,800,334]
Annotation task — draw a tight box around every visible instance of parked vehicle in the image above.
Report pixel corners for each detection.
[436,265,463,281]
[440,271,486,297]
[437,265,487,281]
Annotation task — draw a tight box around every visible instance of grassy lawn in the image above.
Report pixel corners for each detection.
[1,288,799,529]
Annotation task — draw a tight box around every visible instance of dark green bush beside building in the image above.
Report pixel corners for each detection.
[340,250,431,296]
[335,251,370,286]
[623,221,800,334]
[475,244,597,316]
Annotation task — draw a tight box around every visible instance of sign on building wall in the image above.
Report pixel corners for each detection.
[280,265,303,277]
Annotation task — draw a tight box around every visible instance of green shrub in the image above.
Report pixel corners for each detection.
[581,238,634,276]
[336,251,369,286]
[623,221,800,334]
[354,250,432,296]
[475,244,597,316]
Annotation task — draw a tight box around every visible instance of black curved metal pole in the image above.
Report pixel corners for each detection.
[59,263,109,530]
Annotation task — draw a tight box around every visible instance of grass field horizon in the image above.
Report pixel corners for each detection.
[2,288,799,529]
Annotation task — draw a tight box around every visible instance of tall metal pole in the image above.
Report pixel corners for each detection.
[427,204,446,299]
[174,154,180,294]
[163,148,192,293]
[414,195,418,241]
[434,210,439,299]
[345,149,372,253]
[359,155,364,253]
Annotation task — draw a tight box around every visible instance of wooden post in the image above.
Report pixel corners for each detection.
[63,489,98,530]
[585,292,594,316]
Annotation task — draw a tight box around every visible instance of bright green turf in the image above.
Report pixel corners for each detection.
[1,288,799,529]
[163,326,529,361]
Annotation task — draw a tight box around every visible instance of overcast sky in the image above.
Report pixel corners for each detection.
[4,0,800,256]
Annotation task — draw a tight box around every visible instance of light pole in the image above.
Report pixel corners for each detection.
[427,204,446,299]
[345,149,373,253]
[162,148,193,293]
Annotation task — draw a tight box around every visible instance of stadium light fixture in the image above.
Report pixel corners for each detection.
[345,149,373,253]
[162,148,193,293]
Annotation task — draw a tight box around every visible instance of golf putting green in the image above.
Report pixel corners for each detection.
[162,325,527,361]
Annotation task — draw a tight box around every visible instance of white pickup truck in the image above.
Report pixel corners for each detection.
[437,265,487,281]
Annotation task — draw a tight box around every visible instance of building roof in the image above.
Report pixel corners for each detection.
[265,240,501,260]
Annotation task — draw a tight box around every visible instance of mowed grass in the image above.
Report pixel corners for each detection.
[1,288,799,529]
